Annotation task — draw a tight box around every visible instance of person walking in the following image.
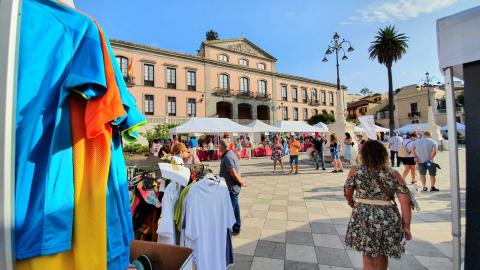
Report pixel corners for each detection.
[245,136,252,160]
[413,131,439,192]
[313,135,327,170]
[288,136,301,174]
[188,136,198,158]
[330,133,343,173]
[388,132,403,167]
[271,138,284,173]
[344,140,412,270]
[219,139,247,236]
[343,132,354,167]
[398,133,418,185]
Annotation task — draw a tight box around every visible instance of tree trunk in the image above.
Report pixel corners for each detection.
[387,64,395,134]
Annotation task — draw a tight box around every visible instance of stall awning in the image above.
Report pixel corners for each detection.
[313,122,329,132]
[274,121,324,133]
[168,117,252,134]
[437,6,480,79]
[395,123,434,133]
[244,120,281,133]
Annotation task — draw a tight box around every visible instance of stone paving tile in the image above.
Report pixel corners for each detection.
[405,240,446,257]
[285,260,320,270]
[243,217,266,229]
[260,229,286,243]
[238,226,262,240]
[415,255,453,270]
[318,265,354,270]
[264,219,287,230]
[268,211,288,220]
[288,206,308,213]
[289,200,307,207]
[271,199,288,206]
[288,213,309,222]
[287,221,312,232]
[270,205,288,212]
[286,231,314,246]
[247,210,268,219]
[345,250,362,269]
[286,244,318,263]
[232,254,253,270]
[310,222,337,235]
[312,233,344,249]
[315,247,353,268]
[252,204,270,211]
[251,256,284,270]
[388,254,427,270]
[232,238,258,256]
[255,240,286,260]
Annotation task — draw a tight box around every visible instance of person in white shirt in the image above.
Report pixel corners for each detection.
[400,133,418,185]
[388,132,403,167]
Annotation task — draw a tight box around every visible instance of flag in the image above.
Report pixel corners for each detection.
[358,115,377,140]
[127,59,133,78]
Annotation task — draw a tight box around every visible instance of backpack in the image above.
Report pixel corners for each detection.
[398,140,412,158]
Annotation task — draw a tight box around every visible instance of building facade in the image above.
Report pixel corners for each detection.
[110,38,343,130]
[346,93,389,126]
[391,83,464,128]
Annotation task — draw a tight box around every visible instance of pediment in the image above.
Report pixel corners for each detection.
[205,39,276,60]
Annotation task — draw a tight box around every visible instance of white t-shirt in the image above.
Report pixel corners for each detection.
[157,182,181,244]
[183,177,235,270]
[402,139,416,158]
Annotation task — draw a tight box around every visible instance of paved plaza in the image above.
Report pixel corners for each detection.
[208,148,466,270]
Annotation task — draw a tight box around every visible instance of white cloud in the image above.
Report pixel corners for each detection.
[356,0,458,23]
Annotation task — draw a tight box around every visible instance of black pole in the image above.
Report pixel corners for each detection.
[336,49,340,92]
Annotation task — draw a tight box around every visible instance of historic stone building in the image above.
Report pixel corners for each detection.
[110,37,344,131]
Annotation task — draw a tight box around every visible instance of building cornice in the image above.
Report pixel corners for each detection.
[110,38,342,89]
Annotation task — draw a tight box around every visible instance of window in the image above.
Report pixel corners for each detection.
[313,109,318,116]
[219,74,229,90]
[291,87,298,102]
[303,108,308,120]
[239,59,249,66]
[329,93,334,106]
[410,102,418,112]
[293,107,299,120]
[218,54,229,62]
[302,88,308,103]
[331,110,334,115]
[187,70,196,91]
[257,63,266,70]
[240,77,249,93]
[321,91,326,105]
[187,98,196,117]
[166,67,176,89]
[258,80,267,96]
[116,56,128,78]
[282,107,288,120]
[167,97,176,116]
[144,94,154,115]
[281,85,288,101]
[360,107,367,115]
[312,88,317,101]
[143,64,154,86]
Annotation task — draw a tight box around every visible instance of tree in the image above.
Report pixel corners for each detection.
[206,30,219,41]
[140,123,178,145]
[307,112,335,125]
[368,25,408,134]
[360,87,372,96]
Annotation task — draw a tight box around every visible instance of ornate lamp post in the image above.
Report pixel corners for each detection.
[417,71,442,108]
[322,32,354,124]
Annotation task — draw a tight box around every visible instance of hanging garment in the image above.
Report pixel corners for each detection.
[15,0,108,259]
[157,182,182,244]
[183,176,236,270]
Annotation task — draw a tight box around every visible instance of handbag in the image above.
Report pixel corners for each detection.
[397,141,412,158]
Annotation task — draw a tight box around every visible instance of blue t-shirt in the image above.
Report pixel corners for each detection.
[103,32,146,270]
[16,0,106,259]
[189,138,198,148]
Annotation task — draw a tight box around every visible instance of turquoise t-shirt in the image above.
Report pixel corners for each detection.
[16,0,106,259]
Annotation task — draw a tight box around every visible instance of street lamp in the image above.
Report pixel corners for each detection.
[417,71,441,107]
[322,32,354,123]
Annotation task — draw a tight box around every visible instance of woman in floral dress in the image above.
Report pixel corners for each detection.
[344,140,412,270]
[271,138,284,173]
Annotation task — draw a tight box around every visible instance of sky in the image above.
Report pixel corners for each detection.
[76,0,478,94]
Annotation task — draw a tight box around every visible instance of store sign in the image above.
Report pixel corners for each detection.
[358,115,377,140]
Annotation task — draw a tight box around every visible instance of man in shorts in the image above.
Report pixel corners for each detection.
[289,136,301,174]
[413,131,439,192]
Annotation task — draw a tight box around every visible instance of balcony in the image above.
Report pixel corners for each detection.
[256,93,272,101]
[302,98,308,104]
[236,90,255,99]
[124,76,135,87]
[144,80,154,87]
[212,87,233,97]
[292,98,298,102]
[309,100,320,106]
[408,111,421,118]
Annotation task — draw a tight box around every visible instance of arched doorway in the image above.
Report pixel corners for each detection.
[238,103,252,120]
[216,101,232,119]
[257,105,270,122]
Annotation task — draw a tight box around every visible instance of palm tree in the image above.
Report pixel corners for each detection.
[360,87,372,96]
[368,25,408,133]
[206,30,219,41]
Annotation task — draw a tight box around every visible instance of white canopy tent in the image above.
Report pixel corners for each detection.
[313,122,329,132]
[244,119,281,133]
[354,124,389,133]
[394,123,432,133]
[168,117,252,134]
[440,122,466,136]
[437,6,480,269]
[274,121,325,133]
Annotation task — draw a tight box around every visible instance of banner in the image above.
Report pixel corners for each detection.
[358,115,377,140]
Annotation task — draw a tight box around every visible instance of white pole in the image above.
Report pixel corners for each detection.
[444,67,462,270]
[0,0,21,269]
